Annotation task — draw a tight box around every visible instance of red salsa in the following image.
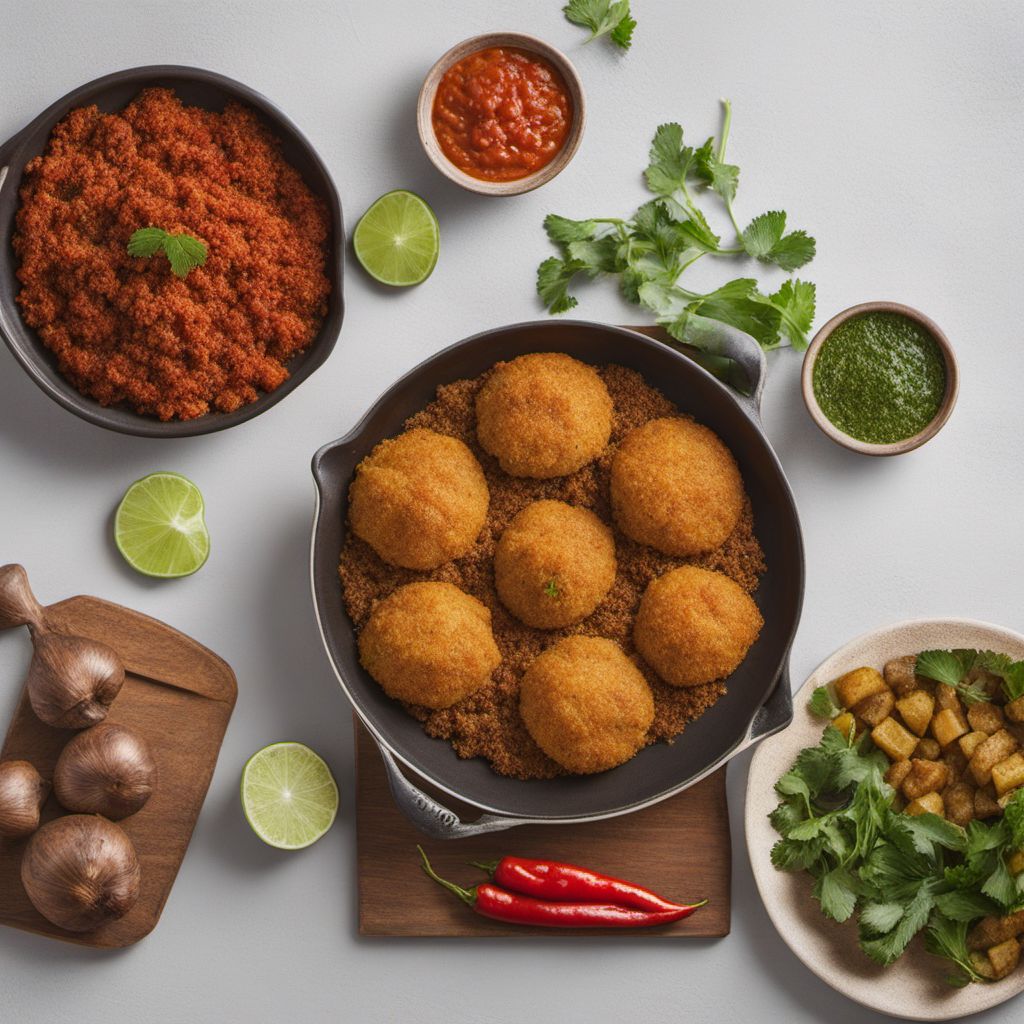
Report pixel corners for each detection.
[432,47,572,182]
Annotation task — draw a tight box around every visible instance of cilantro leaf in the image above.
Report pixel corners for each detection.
[925,913,990,987]
[741,211,816,271]
[859,883,937,965]
[859,901,905,935]
[815,866,859,923]
[537,257,586,314]
[693,137,739,205]
[563,0,635,50]
[809,685,841,720]
[127,227,207,279]
[933,889,1000,923]
[567,236,623,274]
[544,214,599,245]
[1003,789,1024,848]
[644,123,694,197]
[915,650,965,689]
[767,278,816,350]
[975,651,1024,702]
[126,227,167,258]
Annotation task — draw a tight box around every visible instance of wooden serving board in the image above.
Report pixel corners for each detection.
[356,722,730,937]
[0,596,237,948]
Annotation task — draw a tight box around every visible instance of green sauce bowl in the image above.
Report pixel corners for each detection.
[801,302,959,456]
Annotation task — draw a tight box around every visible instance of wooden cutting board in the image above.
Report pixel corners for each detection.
[356,722,730,937]
[0,596,237,948]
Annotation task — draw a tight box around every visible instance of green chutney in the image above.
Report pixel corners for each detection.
[811,312,946,444]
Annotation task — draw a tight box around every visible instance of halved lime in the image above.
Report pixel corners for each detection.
[353,189,439,286]
[241,742,339,850]
[114,472,210,578]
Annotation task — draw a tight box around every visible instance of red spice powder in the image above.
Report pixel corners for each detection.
[338,365,766,779]
[13,88,331,420]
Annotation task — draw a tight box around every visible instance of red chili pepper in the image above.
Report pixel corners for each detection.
[472,855,700,915]
[418,847,706,929]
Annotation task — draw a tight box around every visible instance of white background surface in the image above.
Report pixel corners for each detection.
[0,1,1022,1022]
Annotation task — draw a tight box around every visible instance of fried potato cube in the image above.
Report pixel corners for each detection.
[871,717,919,761]
[835,667,888,710]
[915,737,941,760]
[884,655,920,696]
[832,711,855,739]
[960,731,989,760]
[931,708,970,748]
[1009,849,1024,875]
[969,729,1019,786]
[993,753,1024,797]
[944,782,976,827]
[987,938,1021,980]
[969,911,1024,950]
[896,689,935,737]
[968,702,1006,735]
[935,683,962,712]
[975,786,1002,819]
[1006,696,1024,723]
[906,791,944,817]
[902,759,951,801]
[970,952,997,980]
[886,759,913,790]
[853,689,895,728]
[943,747,969,781]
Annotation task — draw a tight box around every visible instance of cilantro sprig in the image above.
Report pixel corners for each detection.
[563,0,635,50]
[127,227,208,279]
[536,103,816,385]
[914,649,1024,705]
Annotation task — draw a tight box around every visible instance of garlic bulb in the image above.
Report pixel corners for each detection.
[26,631,124,729]
[21,815,141,932]
[54,723,156,820]
[0,564,43,631]
[0,760,49,838]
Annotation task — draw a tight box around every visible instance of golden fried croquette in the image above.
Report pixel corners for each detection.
[519,636,654,774]
[475,353,613,479]
[494,500,616,629]
[634,565,762,687]
[348,428,488,570]
[359,582,501,709]
[610,417,743,556]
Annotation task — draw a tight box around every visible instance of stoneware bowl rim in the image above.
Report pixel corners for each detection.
[800,301,958,457]
[416,32,586,197]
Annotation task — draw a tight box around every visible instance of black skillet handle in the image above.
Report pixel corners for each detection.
[691,320,768,416]
[745,659,794,748]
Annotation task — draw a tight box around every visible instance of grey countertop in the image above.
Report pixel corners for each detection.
[1,1,1022,1021]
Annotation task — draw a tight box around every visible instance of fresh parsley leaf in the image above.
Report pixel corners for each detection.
[563,0,635,50]
[859,901,905,935]
[933,889,1000,923]
[859,883,937,965]
[644,123,693,197]
[544,214,599,244]
[924,913,989,987]
[915,650,965,689]
[567,236,623,274]
[741,210,815,271]
[537,257,585,314]
[815,866,859,923]
[809,685,841,720]
[127,227,207,279]
[767,278,816,350]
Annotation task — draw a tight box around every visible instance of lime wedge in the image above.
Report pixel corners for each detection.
[241,742,339,850]
[114,472,210,578]
[353,189,439,286]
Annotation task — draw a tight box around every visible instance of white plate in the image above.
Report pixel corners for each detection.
[745,618,1024,1021]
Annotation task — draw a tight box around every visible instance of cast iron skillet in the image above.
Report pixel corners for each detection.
[0,66,344,437]
[311,321,804,837]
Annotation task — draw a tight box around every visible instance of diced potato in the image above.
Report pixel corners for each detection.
[932,708,970,748]
[969,911,1024,950]
[959,731,989,760]
[902,760,950,801]
[896,689,935,737]
[969,729,1019,786]
[872,717,919,761]
[993,753,1024,797]
[934,683,962,712]
[987,938,1021,980]
[906,791,944,817]
[943,747,969,780]
[831,711,855,739]
[853,689,895,728]
[1006,696,1024,723]
[944,782,976,827]
[976,786,1002,819]
[835,667,888,710]
[915,737,941,760]
[884,655,920,696]
[886,759,913,790]
[1009,849,1024,875]
[969,702,1006,735]
[970,952,997,980]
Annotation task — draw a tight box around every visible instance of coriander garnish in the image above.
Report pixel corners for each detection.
[563,0,636,50]
[543,578,560,599]
[127,227,207,279]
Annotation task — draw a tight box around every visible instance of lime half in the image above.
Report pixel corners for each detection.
[353,189,439,286]
[114,472,210,578]
[241,742,339,850]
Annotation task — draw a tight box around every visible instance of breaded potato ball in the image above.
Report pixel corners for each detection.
[348,428,488,570]
[519,636,654,774]
[475,353,613,478]
[610,417,744,556]
[634,566,763,688]
[359,582,501,709]
[494,500,616,629]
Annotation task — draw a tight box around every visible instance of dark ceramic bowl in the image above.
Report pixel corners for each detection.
[0,66,344,438]
[311,320,805,837]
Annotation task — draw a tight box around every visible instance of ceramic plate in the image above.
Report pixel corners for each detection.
[746,618,1024,1021]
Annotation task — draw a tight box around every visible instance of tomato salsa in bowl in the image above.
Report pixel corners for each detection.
[418,33,585,196]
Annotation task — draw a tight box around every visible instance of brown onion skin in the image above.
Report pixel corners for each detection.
[26,631,125,729]
[0,761,49,838]
[21,815,141,932]
[54,723,156,820]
